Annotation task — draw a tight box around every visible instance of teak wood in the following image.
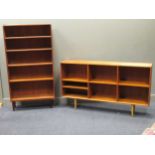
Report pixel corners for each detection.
[61,60,152,116]
[3,24,55,110]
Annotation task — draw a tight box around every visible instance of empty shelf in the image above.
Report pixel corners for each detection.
[12,95,54,102]
[63,85,88,90]
[7,48,52,52]
[89,79,117,85]
[10,77,54,83]
[62,78,88,82]
[5,36,51,39]
[90,95,117,102]
[118,98,148,106]
[119,81,149,88]
[8,62,53,67]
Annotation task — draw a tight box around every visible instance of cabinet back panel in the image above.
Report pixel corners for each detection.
[62,64,87,79]
[90,65,117,81]
[119,86,149,101]
[119,67,150,83]
[4,25,51,37]
[90,84,116,98]
[63,81,87,87]
[63,88,87,96]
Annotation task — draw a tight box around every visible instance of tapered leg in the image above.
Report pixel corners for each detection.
[74,99,77,109]
[131,105,135,117]
[12,102,16,111]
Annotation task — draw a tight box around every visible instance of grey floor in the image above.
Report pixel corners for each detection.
[0,101,155,135]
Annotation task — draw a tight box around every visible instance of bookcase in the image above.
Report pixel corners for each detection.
[61,60,152,116]
[3,24,55,110]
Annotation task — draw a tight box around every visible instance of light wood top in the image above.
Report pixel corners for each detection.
[61,60,152,68]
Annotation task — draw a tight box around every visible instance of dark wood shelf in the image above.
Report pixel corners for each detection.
[6,48,52,52]
[118,98,148,106]
[12,95,54,102]
[63,85,88,90]
[5,35,51,40]
[8,62,53,67]
[119,81,149,88]
[10,77,54,83]
[62,78,88,83]
[89,79,117,85]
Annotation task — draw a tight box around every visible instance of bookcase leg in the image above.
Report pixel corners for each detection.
[74,99,77,109]
[12,102,16,111]
[131,105,135,117]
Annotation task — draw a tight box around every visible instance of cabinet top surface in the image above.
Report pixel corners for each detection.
[61,60,152,68]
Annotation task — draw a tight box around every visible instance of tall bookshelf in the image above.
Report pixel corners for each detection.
[3,24,55,110]
[61,60,152,116]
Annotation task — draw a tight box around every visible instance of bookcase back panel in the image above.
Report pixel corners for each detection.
[7,51,52,64]
[6,38,52,49]
[9,66,53,80]
[4,25,51,37]
[62,64,87,79]
[89,65,117,81]
[119,67,150,84]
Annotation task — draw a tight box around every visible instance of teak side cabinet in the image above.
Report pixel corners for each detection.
[3,24,55,110]
[61,60,152,116]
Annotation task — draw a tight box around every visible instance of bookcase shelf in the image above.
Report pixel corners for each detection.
[8,62,53,67]
[11,81,54,102]
[5,35,51,39]
[6,48,52,52]
[61,60,152,116]
[3,24,55,110]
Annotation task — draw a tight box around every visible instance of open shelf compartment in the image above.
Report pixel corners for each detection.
[5,38,52,50]
[118,86,149,105]
[9,65,53,82]
[62,64,88,82]
[119,67,150,87]
[63,88,88,98]
[4,25,51,37]
[10,81,54,101]
[90,83,117,101]
[89,65,117,84]
[62,81,88,90]
[7,50,52,65]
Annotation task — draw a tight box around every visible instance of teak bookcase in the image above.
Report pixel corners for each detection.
[61,60,152,116]
[3,24,55,110]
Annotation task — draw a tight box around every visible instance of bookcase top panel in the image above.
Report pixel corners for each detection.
[61,60,152,68]
[3,24,51,27]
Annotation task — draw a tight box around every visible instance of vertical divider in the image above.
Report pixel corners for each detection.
[116,65,119,101]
